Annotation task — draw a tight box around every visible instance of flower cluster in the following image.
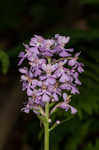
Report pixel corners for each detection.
[18,34,84,114]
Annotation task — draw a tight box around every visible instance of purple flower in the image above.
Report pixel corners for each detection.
[29,35,44,47]
[59,103,77,114]
[42,64,57,74]
[52,93,59,101]
[22,97,34,113]
[42,39,55,50]
[28,47,39,57]
[73,72,81,85]
[29,57,46,77]
[49,82,61,93]
[54,60,67,77]
[40,63,57,84]
[77,63,84,73]
[48,83,61,102]
[71,86,80,94]
[59,72,71,82]
[68,52,80,66]
[55,34,70,47]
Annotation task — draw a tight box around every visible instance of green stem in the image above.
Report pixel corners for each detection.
[44,102,49,150]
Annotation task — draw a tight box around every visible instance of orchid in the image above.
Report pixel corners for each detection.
[18,34,84,150]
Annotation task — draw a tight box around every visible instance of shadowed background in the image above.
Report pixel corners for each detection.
[0,0,99,150]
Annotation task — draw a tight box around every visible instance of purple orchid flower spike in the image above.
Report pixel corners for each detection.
[18,34,84,119]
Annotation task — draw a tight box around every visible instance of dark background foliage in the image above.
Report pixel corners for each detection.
[0,0,99,150]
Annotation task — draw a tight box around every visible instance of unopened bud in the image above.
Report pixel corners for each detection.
[56,120,60,124]
[48,119,52,123]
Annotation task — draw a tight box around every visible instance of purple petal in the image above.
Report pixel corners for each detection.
[60,103,69,111]
[29,47,39,55]
[40,58,46,64]
[31,80,38,88]
[46,91,51,96]
[55,34,70,45]
[59,103,77,114]
[27,88,33,96]
[42,64,47,71]
[46,77,56,84]
[64,36,70,44]
[54,70,62,78]
[40,75,46,81]
[37,81,42,87]
[74,72,78,78]
[18,57,25,66]
[42,51,53,57]
[18,54,27,65]
[22,107,30,113]
[42,93,50,102]
[59,74,66,82]
[69,105,77,114]
[59,51,71,57]
[63,93,67,101]
[60,84,71,90]
[28,71,33,78]
[78,65,84,73]
[68,59,76,66]
[75,52,80,57]
[59,73,70,82]
[22,82,28,91]
[29,35,44,46]
[23,43,30,49]
[51,64,58,72]
[18,52,25,58]
[71,86,80,94]
[37,90,43,96]
[34,68,41,77]
[65,48,74,52]
[21,75,28,81]
[75,79,81,85]
[19,67,28,74]
[53,93,58,101]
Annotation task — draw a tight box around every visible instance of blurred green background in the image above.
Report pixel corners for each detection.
[0,0,99,150]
